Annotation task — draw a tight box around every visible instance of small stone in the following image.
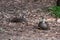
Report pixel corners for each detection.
[45,34,48,36]
[57,19,60,23]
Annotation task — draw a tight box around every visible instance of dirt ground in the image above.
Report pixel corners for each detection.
[0,0,60,40]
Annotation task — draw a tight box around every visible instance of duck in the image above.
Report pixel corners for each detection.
[38,16,50,30]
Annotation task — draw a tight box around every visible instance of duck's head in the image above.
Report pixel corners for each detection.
[40,16,46,23]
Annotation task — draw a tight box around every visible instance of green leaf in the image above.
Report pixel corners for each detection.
[48,6,60,18]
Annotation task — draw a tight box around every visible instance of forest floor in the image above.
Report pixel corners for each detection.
[0,0,60,40]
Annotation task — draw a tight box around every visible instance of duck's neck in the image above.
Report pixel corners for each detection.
[42,18,46,23]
